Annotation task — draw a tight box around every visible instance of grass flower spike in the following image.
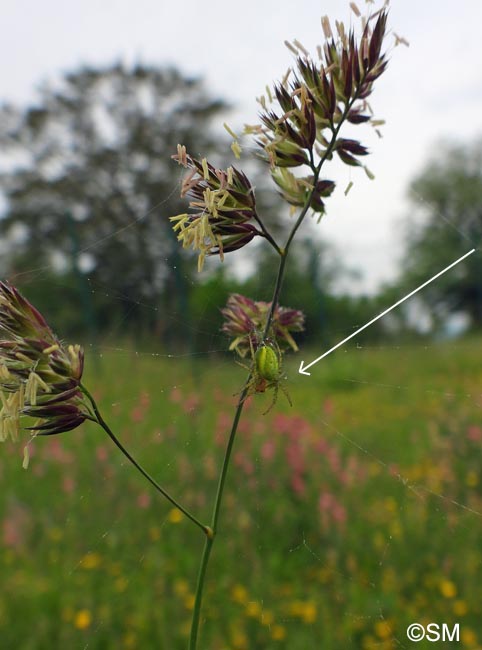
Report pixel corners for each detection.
[0,4,397,649]
[0,282,206,530]
[221,293,305,357]
[248,7,388,213]
[170,147,264,271]
[0,282,93,442]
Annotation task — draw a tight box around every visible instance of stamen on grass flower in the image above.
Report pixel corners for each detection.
[249,6,389,212]
[170,149,262,270]
[0,282,93,449]
[221,293,305,357]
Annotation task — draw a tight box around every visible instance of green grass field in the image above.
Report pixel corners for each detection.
[1,337,481,649]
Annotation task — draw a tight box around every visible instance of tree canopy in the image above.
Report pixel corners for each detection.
[0,63,227,334]
[0,61,377,345]
[400,139,482,328]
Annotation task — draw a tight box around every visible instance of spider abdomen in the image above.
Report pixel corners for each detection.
[255,345,279,382]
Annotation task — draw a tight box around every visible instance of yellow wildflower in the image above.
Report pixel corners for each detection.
[271,624,287,641]
[439,579,457,598]
[80,551,102,570]
[453,599,468,616]
[168,508,183,524]
[231,584,248,605]
[461,627,477,647]
[374,619,392,639]
[245,601,262,618]
[74,609,92,630]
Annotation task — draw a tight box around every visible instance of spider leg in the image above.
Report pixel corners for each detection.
[279,382,292,407]
[235,360,251,372]
[262,381,278,415]
[234,371,255,399]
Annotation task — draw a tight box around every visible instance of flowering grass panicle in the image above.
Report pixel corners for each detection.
[170,146,262,271]
[0,4,399,650]
[221,293,305,357]
[245,6,389,214]
[0,282,93,445]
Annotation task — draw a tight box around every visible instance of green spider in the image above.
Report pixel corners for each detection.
[240,338,292,414]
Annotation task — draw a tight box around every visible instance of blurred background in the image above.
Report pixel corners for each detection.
[0,0,481,346]
[0,1,481,649]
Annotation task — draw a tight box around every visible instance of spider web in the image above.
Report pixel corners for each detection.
[1,0,481,645]
[1,176,481,650]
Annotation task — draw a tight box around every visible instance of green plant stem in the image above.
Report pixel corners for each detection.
[189,87,364,650]
[189,93,363,650]
[188,200,307,645]
[189,383,250,650]
[254,215,282,255]
[263,104,356,335]
[80,383,209,536]
[187,143,337,649]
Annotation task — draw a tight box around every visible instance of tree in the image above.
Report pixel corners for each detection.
[400,139,482,328]
[0,63,226,335]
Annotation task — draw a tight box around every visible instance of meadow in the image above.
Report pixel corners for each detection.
[1,336,481,649]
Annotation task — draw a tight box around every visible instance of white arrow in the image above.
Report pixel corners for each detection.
[299,248,476,376]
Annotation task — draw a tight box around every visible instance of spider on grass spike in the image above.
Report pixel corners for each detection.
[238,337,292,414]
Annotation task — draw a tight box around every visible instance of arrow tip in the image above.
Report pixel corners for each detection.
[298,361,311,376]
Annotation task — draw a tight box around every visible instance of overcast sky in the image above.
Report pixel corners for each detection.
[2,0,482,292]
